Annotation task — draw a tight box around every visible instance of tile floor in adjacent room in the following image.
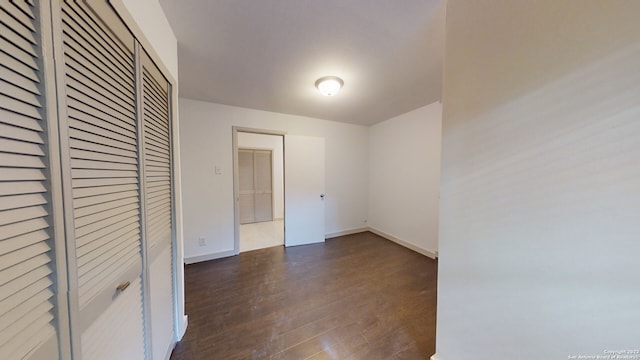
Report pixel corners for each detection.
[240,219,285,252]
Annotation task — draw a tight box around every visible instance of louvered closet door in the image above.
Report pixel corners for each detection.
[0,1,61,359]
[238,149,273,224]
[140,50,175,359]
[254,150,273,222]
[141,51,172,257]
[238,149,255,224]
[57,1,144,358]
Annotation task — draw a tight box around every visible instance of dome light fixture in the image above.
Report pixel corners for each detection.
[315,76,344,96]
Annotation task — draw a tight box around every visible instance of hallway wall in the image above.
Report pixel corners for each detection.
[436,1,640,359]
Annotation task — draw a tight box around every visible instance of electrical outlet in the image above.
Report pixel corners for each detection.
[198,237,206,246]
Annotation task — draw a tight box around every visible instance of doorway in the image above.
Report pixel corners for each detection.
[235,132,284,252]
[233,127,327,253]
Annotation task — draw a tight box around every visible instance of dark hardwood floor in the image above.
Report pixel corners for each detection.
[170,231,438,360]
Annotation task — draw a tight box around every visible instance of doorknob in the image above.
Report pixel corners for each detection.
[320,194,325,200]
[116,281,131,292]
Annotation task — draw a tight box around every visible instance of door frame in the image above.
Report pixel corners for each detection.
[232,127,286,254]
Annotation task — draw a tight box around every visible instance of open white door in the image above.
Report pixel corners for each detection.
[284,135,326,246]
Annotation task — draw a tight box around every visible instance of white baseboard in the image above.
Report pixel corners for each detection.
[325,227,368,239]
[164,340,177,360]
[184,249,236,264]
[367,227,438,259]
[178,315,188,340]
[185,228,438,263]
[166,315,188,360]
[430,354,438,360]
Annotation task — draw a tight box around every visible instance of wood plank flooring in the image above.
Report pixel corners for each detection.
[170,231,438,360]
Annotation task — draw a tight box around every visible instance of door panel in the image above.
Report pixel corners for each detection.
[284,135,325,247]
[0,1,61,358]
[238,149,255,224]
[239,149,273,224]
[254,193,273,222]
[253,150,273,222]
[60,0,141,309]
[80,277,145,360]
[140,49,175,360]
[149,247,174,360]
[57,1,145,358]
[238,194,255,224]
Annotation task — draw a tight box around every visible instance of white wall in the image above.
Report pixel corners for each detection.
[179,99,369,262]
[368,102,441,257]
[115,0,178,81]
[436,1,640,359]
[237,132,284,219]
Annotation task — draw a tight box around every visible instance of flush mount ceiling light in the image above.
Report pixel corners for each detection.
[315,76,344,96]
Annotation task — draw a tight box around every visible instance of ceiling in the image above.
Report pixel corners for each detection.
[158,0,445,126]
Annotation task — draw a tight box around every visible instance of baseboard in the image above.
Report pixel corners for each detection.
[167,315,188,360]
[325,227,369,239]
[430,354,438,360]
[184,249,236,264]
[185,229,437,263]
[178,315,188,340]
[164,340,177,360]
[367,227,438,259]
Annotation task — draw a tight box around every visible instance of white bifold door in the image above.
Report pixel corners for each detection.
[0,1,177,359]
[57,1,147,358]
[238,149,273,224]
[0,1,63,359]
[140,49,176,360]
[284,135,325,247]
